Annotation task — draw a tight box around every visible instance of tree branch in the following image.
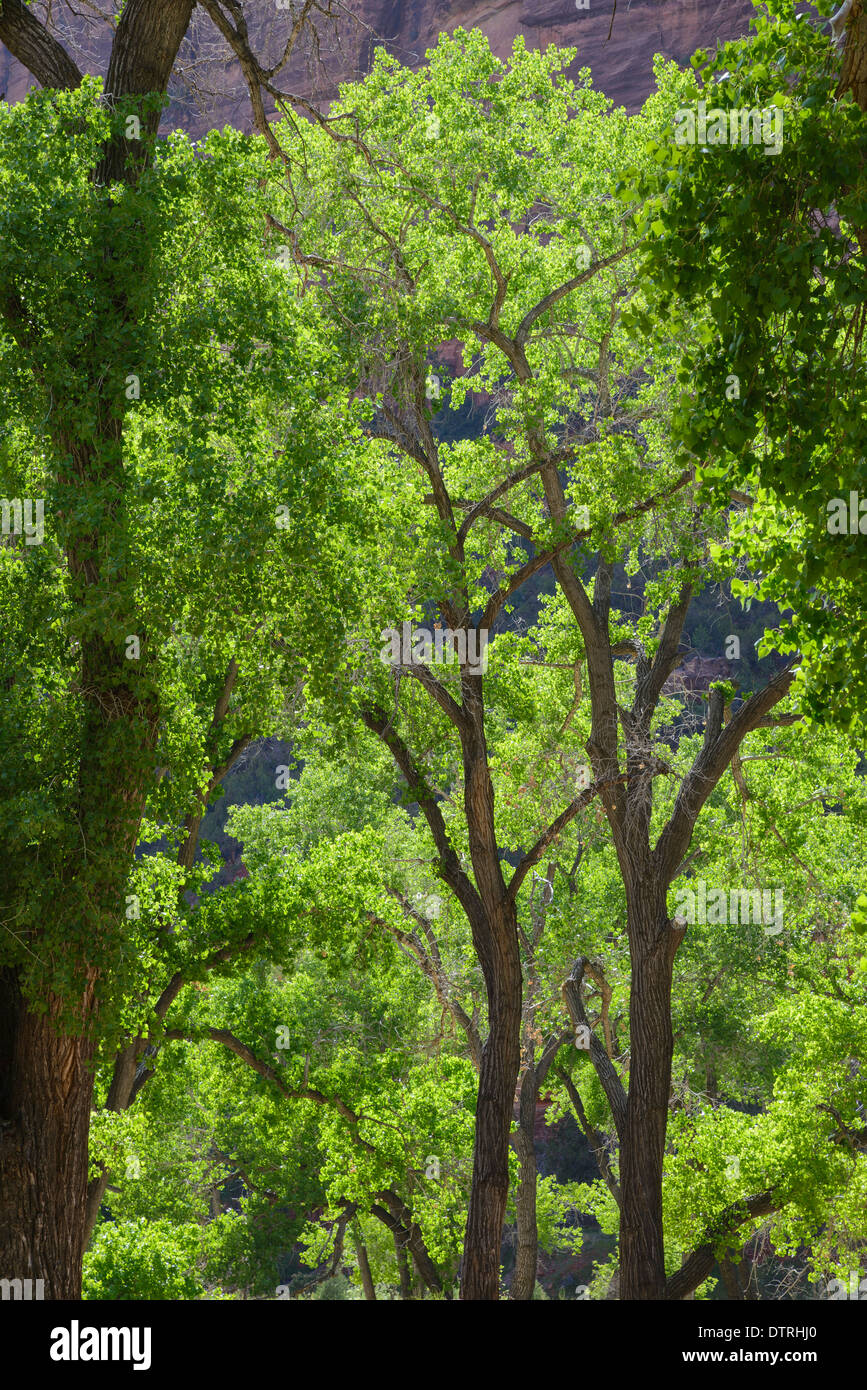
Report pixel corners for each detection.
[653,664,797,883]
[359,707,484,933]
[507,780,610,904]
[632,584,693,729]
[369,1190,449,1298]
[371,899,483,1072]
[555,1065,622,1207]
[514,242,639,348]
[0,0,83,89]
[162,1025,377,1152]
[455,461,548,545]
[560,957,628,1140]
[663,1191,779,1301]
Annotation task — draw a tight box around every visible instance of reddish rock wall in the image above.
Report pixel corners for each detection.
[1,0,756,130]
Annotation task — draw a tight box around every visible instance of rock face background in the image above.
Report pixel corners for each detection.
[1,0,755,128]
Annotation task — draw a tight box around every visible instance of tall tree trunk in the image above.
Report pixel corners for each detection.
[362,700,520,1302]
[719,1254,759,1300]
[460,706,524,1301]
[0,3,191,1294]
[461,899,523,1300]
[1,588,156,1293]
[619,892,681,1300]
[719,1257,745,1300]
[351,1220,376,1301]
[510,1062,538,1300]
[0,972,97,1299]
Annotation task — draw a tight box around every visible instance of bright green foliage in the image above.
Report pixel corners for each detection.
[83,1217,216,1300]
[633,0,867,731]
[0,78,380,1034]
[266,30,710,663]
[71,27,867,1300]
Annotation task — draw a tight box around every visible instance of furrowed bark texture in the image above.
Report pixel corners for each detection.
[0,974,96,1298]
[460,699,523,1301]
[510,1060,539,1301]
[618,893,682,1300]
[0,1,196,1298]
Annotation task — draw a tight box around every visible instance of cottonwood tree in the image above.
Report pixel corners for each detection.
[88,769,480,1299]
[264,30,827,1297]
[0,0,374,1296]
[109,675,867,1299]
[551,710,867,1298]
[92,734,607,1299]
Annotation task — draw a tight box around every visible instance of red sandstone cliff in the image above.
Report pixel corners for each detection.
[1,0,756,130]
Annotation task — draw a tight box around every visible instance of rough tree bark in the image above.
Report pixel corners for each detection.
[0,974,97,1299]
[1,0,340,1299]
[510,1058,540,1302]
[461,893,523,1301]
[0,0,235,1300]
[362,651,525,1300]
[618,887,685,1299]
[350,1219,377,1301]
[510,873,570,1301]
[510,1029,570,1300]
